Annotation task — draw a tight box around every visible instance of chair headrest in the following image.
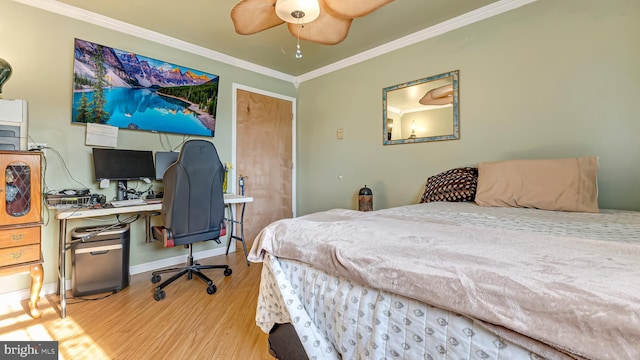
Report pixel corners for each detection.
[177,140,221,169]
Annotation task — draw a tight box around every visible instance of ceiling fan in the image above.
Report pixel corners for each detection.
[420,84,454,106]
[231,0,394,46]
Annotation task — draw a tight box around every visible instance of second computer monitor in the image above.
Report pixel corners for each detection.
[155,151,179,180]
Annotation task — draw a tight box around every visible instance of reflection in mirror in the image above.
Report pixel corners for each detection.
[383,70,459,145]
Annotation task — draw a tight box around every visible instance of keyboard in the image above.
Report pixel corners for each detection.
[109,198,147,207]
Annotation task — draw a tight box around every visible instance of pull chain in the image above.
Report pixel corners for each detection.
[295,18,303,59]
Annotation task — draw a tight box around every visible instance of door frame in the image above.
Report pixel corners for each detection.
[231,83,297,217]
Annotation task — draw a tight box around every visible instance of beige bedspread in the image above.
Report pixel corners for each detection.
[248,202,640,360]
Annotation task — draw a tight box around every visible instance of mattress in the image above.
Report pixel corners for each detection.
[249,202,640,359]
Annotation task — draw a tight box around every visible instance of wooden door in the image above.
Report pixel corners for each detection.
[235,89,293,248]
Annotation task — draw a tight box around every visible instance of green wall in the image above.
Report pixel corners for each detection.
[0,0,295,294]
[296,0,640,215]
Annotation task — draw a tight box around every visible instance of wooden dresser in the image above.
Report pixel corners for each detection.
[0,151,43,318]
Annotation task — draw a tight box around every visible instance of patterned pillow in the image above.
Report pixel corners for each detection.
[419,167,479,203]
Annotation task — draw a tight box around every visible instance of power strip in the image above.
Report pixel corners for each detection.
[27,142,46,156]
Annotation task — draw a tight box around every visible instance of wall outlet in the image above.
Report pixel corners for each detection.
[28,143,47,155]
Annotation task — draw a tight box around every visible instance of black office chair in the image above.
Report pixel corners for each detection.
[150,140,232,301]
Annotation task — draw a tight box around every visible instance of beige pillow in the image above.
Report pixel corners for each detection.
[475,157,599,213]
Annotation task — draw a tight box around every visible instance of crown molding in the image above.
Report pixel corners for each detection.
[296,0,537,83]
[12,0,536,85]
[11,0,296,83]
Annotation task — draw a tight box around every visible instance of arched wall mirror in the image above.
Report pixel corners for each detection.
[383,70,459,145]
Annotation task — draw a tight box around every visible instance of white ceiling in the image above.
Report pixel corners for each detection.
[21,0,536,81]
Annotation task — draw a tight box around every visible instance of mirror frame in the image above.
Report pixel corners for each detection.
[383,70,460,145]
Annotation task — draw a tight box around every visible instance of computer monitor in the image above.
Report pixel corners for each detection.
[92,148,156,200]
[155,151,179,180]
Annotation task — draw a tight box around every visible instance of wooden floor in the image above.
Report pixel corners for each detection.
[0,252,272,360]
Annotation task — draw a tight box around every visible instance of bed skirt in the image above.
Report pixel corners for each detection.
[256,254,548,360]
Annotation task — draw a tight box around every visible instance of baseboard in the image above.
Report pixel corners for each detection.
[129,245,230,275]
[0,245,233,303]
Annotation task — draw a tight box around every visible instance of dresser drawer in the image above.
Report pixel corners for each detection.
[0,244,40,266]
[0,226,40,249]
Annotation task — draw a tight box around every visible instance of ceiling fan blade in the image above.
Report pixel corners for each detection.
[231,0,284,35]
[288,10,352,45]
[419,84,454,106]
[321,0,394,18]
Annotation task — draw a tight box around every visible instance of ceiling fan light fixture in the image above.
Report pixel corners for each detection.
[275,0,320,24]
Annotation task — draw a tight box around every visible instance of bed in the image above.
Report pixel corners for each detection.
[248,157,640,360]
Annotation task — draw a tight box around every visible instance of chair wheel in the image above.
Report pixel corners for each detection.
[151,274,161,283]
[154,290,166,301]
[207,285,217,295]
[224,268,232,276]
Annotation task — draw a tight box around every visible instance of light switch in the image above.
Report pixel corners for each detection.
[337,128,344,139]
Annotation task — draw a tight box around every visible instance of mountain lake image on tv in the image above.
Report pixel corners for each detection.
[72,38,219,137]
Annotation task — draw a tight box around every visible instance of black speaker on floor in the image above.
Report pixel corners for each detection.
[71,223,131,297]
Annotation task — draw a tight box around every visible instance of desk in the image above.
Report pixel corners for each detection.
[54,194,253,318]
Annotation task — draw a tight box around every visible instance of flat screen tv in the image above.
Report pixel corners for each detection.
[92,148,156,200]
[72,38,220,137]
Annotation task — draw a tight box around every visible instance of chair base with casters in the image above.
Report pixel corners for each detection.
[150,226,232,301]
